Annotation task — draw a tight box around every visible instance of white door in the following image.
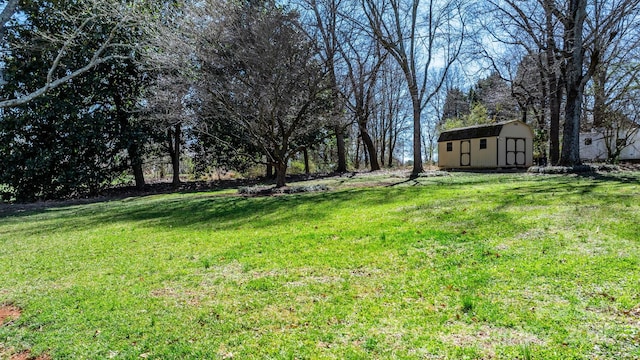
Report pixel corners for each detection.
[506,138,526,166]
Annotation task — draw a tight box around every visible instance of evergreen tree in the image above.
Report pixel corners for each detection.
[0,0,151,201]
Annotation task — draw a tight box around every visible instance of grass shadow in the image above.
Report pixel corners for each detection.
[2,172,638,238]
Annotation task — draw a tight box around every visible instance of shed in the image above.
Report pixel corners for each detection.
[438,120,534,169]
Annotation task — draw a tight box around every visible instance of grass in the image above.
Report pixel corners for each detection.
[0,171,639,359]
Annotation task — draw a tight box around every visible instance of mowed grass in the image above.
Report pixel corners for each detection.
[1,172,639,359]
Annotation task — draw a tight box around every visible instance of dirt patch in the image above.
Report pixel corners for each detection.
[622,304,640,317]
[150,287,201,307]
[0,305,21,326]
[442,324,545,357]
[1,307,51,360]
[10,350,51,360]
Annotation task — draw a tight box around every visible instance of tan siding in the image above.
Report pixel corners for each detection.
[470,137,498,167]
[500,122,534,139]
[438,140,460,168]
[497,137,506,167]
[438,120,534,169]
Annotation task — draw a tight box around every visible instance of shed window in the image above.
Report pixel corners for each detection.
[479,139,487,149]
[446,142,453,152]
[584,138,592,145]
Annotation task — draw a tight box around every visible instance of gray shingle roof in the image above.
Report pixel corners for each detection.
[438,122,508,142]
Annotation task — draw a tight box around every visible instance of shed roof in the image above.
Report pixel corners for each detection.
[438,121,515,142]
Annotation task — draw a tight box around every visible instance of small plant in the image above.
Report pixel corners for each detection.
[246,278,275,291]
[521,343,532,360]
[461,295,474,313]
[363,337,378,351]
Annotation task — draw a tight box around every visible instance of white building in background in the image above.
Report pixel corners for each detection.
[580,129,640,162]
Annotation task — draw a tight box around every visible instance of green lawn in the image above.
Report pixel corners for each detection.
[1,172,639,359]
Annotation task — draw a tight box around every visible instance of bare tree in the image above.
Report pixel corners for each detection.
[141,1,204,186]
[197,1,332,188]
[513,53,549,162]
[588,2,638,129]
[362,0,466,176]
[481,0,564,163]
[555,0,589,165]
[600,112,640,163]
[373,59,411,167]
[339,23,387,171]
[484,0,640,165]
[144,74,192,186]
[587,0,640,158]
[300,0,350,173]
[472,72,520,121]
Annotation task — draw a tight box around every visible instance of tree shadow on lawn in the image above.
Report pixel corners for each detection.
[509,171,640,197]
[510,176,597,196]
[575,171,640,184]
[0,186,419,237]
[2,172,637,238]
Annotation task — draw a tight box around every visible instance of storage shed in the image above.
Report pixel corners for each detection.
[438,120,534,169]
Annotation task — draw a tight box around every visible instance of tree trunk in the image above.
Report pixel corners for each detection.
[410,93,423,176]
[388,125,396,167]
[169,123,181,186]
[360,125,380,171]
[544,4,561,165]
[266,163,273,178]
[603,127,618,162]
[559,0,587,166]
[129,142,145,189]
[561,87,583,165]
[380,124,386,167]
[113,87,145,189]
[355,136,361,169]
[335,126,347,173]
[593,68,607,128]
[303,147,310,175]
[537,122,547,165]
[363,136,369,168]
[275,161,287,188]
[549,77,562,165]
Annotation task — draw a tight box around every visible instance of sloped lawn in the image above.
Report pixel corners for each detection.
[1,172,639,359]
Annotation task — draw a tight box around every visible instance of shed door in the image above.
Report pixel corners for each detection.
[506,138,526,166]
[460,140,471,166]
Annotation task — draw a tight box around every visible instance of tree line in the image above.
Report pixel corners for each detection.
[0,0,638,201]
